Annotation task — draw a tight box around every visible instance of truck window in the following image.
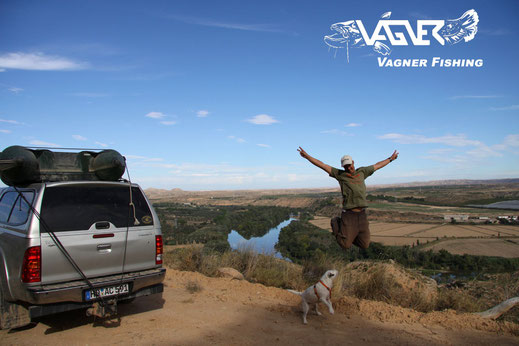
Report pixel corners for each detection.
[0,191,35,225]
[40,185,153,232]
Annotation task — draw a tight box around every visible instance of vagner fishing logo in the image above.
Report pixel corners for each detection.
[324,10,483,68]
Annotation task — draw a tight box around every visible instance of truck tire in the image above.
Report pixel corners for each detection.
[0,282,31,330]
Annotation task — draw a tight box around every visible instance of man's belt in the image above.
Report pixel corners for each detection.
[344,207,365,212]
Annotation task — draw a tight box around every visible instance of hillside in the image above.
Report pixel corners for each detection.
[2,267,517,345]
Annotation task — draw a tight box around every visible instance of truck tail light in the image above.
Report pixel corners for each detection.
[22,246,41,283]
[155,235,163,265]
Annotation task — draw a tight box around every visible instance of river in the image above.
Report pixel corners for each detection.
[227,218,295,260]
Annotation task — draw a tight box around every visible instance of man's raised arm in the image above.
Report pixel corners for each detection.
[374,150,399,171]
[298,147,333,175]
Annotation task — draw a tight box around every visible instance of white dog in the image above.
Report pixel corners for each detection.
[287,269,338,324]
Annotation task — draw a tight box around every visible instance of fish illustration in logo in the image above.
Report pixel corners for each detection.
[438,9,479,45]
[324,12,392,62]
[324,10,479,62]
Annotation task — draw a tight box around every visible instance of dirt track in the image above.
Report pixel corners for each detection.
[1,269,518,345]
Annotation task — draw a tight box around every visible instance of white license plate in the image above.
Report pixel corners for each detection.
[85,284,129,300]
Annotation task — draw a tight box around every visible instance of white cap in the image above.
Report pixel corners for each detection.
[341,155,353,167]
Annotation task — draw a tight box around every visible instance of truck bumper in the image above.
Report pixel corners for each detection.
[25,268,166,306]
[28,283,163,319]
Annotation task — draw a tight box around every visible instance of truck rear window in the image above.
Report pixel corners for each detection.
[40,185,154,232]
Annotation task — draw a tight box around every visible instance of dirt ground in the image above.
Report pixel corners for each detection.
[1,269,518,345]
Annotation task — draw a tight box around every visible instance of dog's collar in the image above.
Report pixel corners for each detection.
[319,280,332,299]
[313,280,332,300]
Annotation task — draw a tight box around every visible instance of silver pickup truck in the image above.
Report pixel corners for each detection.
[0,147,165,329]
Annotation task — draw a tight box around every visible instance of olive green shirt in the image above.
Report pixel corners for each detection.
[329,165,375,210]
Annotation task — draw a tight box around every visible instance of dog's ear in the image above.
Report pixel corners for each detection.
[328,272,335,278]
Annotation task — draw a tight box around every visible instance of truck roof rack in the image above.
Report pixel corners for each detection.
[0,146,126,186]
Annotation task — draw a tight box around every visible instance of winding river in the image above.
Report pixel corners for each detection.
[227,218,295,260]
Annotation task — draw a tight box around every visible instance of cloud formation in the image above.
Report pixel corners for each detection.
[489,105,519,111]
[320,129,350,136]
[0,119,22,125]
[29,140,60,147]
[449,95,502,100]
[72,134,87,141]
[246,114,279,125]
[145,112,166,119]
[0,52,87,71]
[196,110,209,117]
[378,133,481,146]
[167,15,285,33]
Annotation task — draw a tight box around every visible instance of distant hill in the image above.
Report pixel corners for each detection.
[145,178,519,198]
[368,178,519,189]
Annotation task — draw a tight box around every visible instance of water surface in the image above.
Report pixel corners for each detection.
[227,218,295,260]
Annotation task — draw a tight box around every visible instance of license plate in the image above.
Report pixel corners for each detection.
[85,284,129,301]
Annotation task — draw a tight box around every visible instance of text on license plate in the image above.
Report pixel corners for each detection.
[85,284,129,300]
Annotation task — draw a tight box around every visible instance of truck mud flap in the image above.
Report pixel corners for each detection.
[0,300,31,330]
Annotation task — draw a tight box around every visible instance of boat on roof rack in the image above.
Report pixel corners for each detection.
[0,145,126,186]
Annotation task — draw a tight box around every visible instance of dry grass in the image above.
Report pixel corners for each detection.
[436,288,482,312]
[163,246,515,317]
[338,261,438,312]
[164,245,305,290]
[186,280,203,294]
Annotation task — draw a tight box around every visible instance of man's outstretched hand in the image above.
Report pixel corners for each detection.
[298,147,308,159]
[390,150,399,161]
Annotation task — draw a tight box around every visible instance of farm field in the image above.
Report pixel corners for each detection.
[421,238,519,258]
[309,216,519,257]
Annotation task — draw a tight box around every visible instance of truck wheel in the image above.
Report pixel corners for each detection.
[0,282,31,330]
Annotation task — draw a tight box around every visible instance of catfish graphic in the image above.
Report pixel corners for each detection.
[324,10,479,62]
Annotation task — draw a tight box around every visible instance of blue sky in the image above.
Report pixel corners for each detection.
[1,0,518,190]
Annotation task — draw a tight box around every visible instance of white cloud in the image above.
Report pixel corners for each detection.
[246,114,279,125]
[257,143,271,148]
[167,15,286,33]
[320,129,350,136]
[0,129,11,134]
[489,105,519,111]
[29,140,59,147]
[0,52,87,71]
[8,87,23,94]
[449,95,502,100]
[70,92,109,98]
[345,123,361,127]
[196,110,209,117]
[428,148,454,155]
[0,119,21,125]
[160,121,177,125]
[381,133,514,161]
[503,134,519,147]
[95,141,108,147]
[479,28,511,36]
[228,135,246,143]
[72,134,87,141]
[126,155,164,162]
[145,112,166,119]
[378,133,481,146]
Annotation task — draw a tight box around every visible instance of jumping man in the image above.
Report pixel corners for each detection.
[297,147,398,249]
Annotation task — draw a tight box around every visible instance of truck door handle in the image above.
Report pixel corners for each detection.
[95,222,110,229]
[97,244,112,252]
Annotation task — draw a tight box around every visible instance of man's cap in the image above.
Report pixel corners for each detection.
[341,155,353,167]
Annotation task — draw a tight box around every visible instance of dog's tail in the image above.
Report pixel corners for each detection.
[286,289,303,296]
